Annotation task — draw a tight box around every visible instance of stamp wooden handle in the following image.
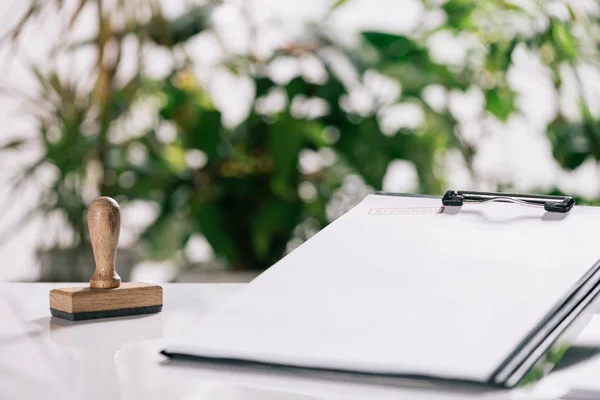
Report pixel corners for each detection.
[88,197,121,289]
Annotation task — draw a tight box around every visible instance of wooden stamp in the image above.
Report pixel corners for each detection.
[50,197,163,320]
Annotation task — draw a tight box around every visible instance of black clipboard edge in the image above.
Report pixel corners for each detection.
[374,192,600,387]
[160,350,499,391]
[493,259,600,387]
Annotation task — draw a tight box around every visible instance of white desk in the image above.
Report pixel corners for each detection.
[1,283,600,400]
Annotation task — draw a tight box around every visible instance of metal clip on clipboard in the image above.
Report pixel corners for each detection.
[442,190,575,213]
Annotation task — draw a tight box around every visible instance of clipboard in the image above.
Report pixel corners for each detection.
[163,191,600,388]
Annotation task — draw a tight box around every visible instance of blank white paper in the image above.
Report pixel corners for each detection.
[164,194,600,383]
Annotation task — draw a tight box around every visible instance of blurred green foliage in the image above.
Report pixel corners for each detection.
[2,0,600,272]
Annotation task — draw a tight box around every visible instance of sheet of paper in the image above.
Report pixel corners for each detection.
[164,194,600,383]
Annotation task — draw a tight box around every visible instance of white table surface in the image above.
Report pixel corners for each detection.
[1,283,600,400]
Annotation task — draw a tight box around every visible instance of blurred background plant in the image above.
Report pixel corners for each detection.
[1,0,600,280]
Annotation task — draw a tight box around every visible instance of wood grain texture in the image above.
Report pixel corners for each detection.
[49,196,163,318]
[88,197,121,289]
[50,282,163,313]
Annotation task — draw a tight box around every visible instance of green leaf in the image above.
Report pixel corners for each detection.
[147,6,214,47]
[336,117,391,188]
[406,131,447,194]
[442,0,476,31]
[330,0,349,10]
[145,215,193,260]
[268,114,306,194]
[383,63,466,96]
[363,31,466,93]
[141,187,194,260]
[551,21,576,62]
[4,1,41,42]
[487,39,518,72]
[0,138,30,151]
[251,200,300,260]
[160,78,224,159]
[301,121,328,147]
[485,86,516,121]
[196,203,236,262]
[254,76,277,98]
[362,32,425,63]
[190,108,223,159]
[111,75,141,120]
[162,144,187,172]
[547,120,589,170]
[284,77,310,99]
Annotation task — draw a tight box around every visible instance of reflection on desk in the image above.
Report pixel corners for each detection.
[1,283,599,400]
